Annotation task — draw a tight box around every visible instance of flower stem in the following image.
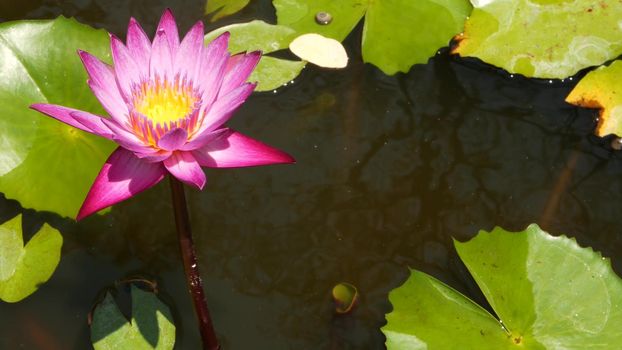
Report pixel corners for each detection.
[169,176,220,350]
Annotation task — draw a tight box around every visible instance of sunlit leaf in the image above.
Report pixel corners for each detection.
[205,0,251,22]
[0,215,62,303]
[204,20,306,91]
[0,17,115,218]
[566,60,622,137]
[383,225,622,349]
[91,285,176,350]
[289,33,348,68]
[453,0,622,79]
[274,0,471,74]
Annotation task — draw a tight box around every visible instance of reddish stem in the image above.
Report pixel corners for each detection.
[169,176,220,350]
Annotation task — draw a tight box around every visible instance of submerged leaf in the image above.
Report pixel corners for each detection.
[204,20,306,91]
[275,0,471,74]
[453,0,622,79]
[91,285,175,350]
[0,215,63,303]
[383,225,622,348]
[0,17,115,217]
[566,60,622,137]
[205,0,251,22]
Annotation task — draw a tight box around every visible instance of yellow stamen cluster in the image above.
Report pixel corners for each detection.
[133,79,198,125]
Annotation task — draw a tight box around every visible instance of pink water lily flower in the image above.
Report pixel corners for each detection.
[31,9,294,220]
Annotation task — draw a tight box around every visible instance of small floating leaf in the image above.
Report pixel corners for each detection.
[91,285,175,350]
[566,60,622,137]
[453,0,622,79]
[205,0,251,22]
[204,20,306,91]
[0,215,63,303]
[289,33,348,68]
[332,282,358,314]
[383,225,622,348]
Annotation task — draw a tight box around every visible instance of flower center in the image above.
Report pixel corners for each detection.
[133,78,198,125]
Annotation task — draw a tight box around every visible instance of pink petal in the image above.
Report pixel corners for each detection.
[199,83,255,133]
[100,118,154,154]
[174,21,204,81]
[163,151,206,189]
[135,150,172,162]
[219,51,261,96]
[77,147,166,220]
[156,9,180,55]
[180,127,228,151]
[126,17,152,77]
[150,28,174,80]
[86,80,128,124]
[70,111,114,139]
[30,104,110,137]
[110,34,142,100]
[192,129,294,168]
[157,128,188,151]
[199,32,230,107]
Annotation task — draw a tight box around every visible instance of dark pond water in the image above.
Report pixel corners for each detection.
[3,0,622,349]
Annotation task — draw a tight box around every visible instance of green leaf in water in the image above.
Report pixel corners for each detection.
[453,0,622,79]
[274,0,471,74]
[0,17,115,218]
[332,282,359,314]
[0,214,63,303]
[204,20,306,91]
[383,224,622,349]
[205,0,251,22]
[91,285,176,350]
[566,60,622,137]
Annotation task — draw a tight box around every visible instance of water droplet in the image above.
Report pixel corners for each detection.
[569,77,574,81]
[611,137,622,151]
[509,74,514,78]
[315,11,332,25]
[548,80,553,84]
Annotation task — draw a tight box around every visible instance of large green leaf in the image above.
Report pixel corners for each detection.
[566,60,622,137]
[205,20,306,91]
[91,285,176,350]
[0,17,115,218]
[0,214,63,303]
[274,0,471,74]
[453,0,622,79]
[383,225,622,349]
[205,0,251,22]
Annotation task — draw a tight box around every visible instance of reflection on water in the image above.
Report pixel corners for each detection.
[3,0,622,349]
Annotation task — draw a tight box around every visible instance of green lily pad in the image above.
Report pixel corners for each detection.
[383,225,622,349]
[453,0,622,79]
[91,285,176,350]
[205,20,306,91]
[0,17,115,218]
[274,0,471,74]
[0,214,63,303]
[566,60,622,137]
[205,0,251,22]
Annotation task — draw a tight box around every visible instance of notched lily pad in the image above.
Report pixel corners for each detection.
[453,0,622,79]
[0,17,115,218]
[275,0,471,74]
[204,20,306,91]
[0,214,63,303]
[383,224,622,349]
[566,60,622,137]
[90,284,175,350]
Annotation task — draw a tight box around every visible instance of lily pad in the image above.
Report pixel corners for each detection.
[453,0,622,79]
[0,214,63,303]
[0,17,115,218]
[382,225,622,349]
[205,0,251,22]
[204,20,306,91]
[566,60,622,137]
[274,0,471,74]
[91,285,176,350]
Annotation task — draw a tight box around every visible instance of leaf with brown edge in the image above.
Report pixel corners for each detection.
[566,60,622,137]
